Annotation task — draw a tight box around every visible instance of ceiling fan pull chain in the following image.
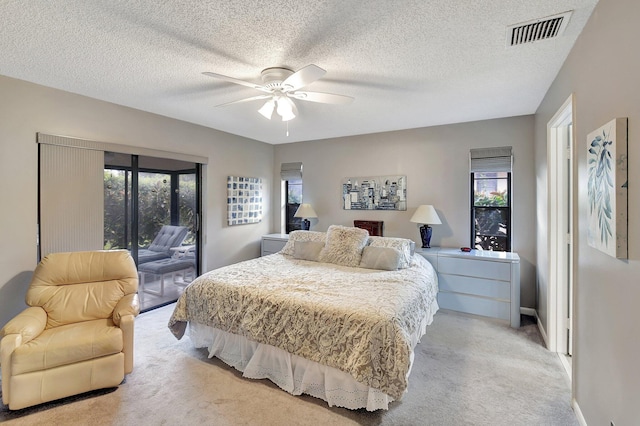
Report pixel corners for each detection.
[286,121,289,137]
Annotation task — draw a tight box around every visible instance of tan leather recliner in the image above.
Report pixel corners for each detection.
[0,250,140,410]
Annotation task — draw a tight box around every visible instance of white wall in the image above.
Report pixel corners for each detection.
[273,116,537,308]
[0,75,273,329]
[535,0,640,423]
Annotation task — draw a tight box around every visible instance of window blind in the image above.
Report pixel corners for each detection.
[470,146,513,172]
[39,143,104,257]
[280,162,303,180]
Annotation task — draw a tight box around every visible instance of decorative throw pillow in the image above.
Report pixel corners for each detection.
[368,236,414,268]
[293,241,324,262]
[280,230,326,256]
[318,225,369,267]
[359,246,402,271]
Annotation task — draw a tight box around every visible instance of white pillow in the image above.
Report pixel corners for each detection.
[280,230,326,256]
[293,241,324,262]
[359,246,402,271]
[368,236,413,268]
[318,225,369,267]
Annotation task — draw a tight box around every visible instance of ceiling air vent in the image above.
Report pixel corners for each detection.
[506,11,573,47]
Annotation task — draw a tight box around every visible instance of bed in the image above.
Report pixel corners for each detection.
[168,225,439,411]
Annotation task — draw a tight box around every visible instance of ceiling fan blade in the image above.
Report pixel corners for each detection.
[289,91,354,104]
[282,64,326,91]
[202,72,270,93]
[216,95,272,107]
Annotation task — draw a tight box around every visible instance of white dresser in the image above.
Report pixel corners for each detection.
[416,247,521,328]
[261,233,289,256]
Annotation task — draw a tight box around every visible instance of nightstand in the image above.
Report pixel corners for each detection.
[416,247,521,328]
[261,233,289,256]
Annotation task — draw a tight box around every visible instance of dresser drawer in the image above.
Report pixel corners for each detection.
[439,274,510,300]
[437,257,511,281]
[438,292,510,321]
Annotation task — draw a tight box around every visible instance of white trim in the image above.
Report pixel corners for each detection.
[520,307,536,317]
[573,399,587,426]
[546,94,574,354]
[535,309,550,348]
[558,353,572,379]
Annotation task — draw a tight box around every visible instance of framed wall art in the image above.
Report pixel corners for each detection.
[586,117,628,259]
[342,175,407,211]
[227,176,263,225]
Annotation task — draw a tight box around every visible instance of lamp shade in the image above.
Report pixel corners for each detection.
[410,205,441,225]
[276,97,296,121]
[258,99,275,119]
[294,203,317,219]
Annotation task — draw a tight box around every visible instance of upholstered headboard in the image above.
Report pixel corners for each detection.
[353,220,384,236]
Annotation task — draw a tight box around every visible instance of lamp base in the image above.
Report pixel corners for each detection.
[419,225,433,248]
[301,219,310,231]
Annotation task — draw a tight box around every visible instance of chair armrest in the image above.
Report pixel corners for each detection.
[1,334,21,405]
[112,293,140,326]
[0,307,47,343]
[120,314,135,374]
[1,307,46,406]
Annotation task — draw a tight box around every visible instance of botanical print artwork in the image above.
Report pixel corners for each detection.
[586,118,628,259]
[342,176,407,210]
[227,176,263,225]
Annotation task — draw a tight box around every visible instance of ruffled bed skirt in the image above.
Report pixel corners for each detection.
[188,297,439,411]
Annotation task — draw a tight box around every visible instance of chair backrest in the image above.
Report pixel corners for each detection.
[148,225,189,254]
[26,250,138,329]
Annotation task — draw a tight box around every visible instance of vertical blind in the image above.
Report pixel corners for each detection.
[470,146,513,172]
[39,143,104,257]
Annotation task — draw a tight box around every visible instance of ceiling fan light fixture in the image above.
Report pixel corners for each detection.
[276,97,296,121]
[258,99,275,120]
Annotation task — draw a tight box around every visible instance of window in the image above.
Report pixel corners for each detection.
[470,147,512,251]
[285,179,303,233]
[280,162,304,234]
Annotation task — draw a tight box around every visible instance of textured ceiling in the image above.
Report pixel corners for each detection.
[1,0,598,144]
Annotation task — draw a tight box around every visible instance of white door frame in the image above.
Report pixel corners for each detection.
[546,94,575,376]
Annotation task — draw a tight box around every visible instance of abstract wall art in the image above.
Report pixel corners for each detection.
[586,117,628,259]
[342,175,407,210]
[227,176,263,225]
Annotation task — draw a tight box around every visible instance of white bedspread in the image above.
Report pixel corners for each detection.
[168,253,438,401]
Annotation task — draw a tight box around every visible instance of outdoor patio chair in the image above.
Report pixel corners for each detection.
[137,225,189,264]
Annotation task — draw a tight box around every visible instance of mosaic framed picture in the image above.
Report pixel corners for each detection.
[342,175,407,210]
[227,176,263,225]
[586,117,628,259]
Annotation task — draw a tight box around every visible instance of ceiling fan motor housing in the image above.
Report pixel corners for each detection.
[261,67,294,89]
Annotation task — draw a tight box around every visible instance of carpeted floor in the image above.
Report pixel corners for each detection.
[1,305,577,425]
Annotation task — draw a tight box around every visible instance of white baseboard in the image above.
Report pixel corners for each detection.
[518,307,550,348]
[573,399,587,426]
[520,307,536,317]
[536,311,550,348]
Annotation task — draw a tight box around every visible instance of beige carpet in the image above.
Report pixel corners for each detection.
[1,305,578,425]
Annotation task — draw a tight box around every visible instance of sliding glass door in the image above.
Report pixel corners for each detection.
[104,152,201,311]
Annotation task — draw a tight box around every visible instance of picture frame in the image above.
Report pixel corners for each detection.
[342,175,407,211]
[586,117,628,259]
[227,176,263,225]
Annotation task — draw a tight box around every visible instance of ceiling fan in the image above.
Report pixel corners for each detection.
[202,64,354,122]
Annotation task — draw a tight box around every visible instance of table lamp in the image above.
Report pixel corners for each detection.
[294,203,317,230]
[410,205,442,248]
